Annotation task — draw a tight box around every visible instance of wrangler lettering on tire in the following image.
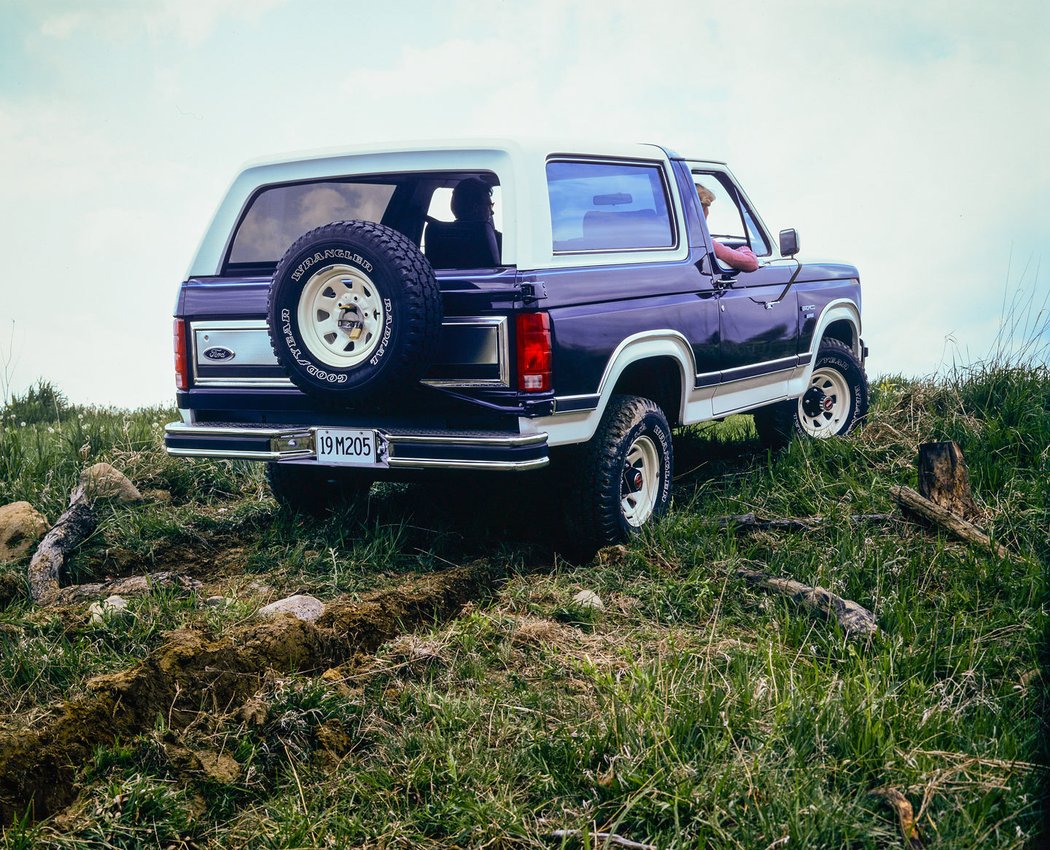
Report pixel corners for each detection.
[266,220,441,402]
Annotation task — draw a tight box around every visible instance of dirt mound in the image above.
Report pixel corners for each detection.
[0,561,495,825]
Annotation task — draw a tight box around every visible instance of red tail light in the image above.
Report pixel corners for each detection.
[516,312,551,392]
[173,318,188,390]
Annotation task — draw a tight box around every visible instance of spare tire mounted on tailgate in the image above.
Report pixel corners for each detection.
[267,220,442,401]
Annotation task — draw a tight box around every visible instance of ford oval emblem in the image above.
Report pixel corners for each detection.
[203,346,235,362]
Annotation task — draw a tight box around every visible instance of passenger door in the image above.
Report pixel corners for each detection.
[689,167,800,415]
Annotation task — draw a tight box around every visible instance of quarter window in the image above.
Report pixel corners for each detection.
[228,181,396,266]
[546,160,675,252]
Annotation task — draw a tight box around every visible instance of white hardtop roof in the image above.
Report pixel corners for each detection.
[239,137,683,171]
[188,138,723,276]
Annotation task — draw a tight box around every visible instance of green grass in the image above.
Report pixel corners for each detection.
[0,363,1047,848]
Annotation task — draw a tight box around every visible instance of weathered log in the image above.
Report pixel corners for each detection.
[27,485,96,604]
[50,572,202,604]
[27,464,143,604]
[710,513,895,532]
[890,485,1009,559]
[736,566,878,638]
[917,441,979,520]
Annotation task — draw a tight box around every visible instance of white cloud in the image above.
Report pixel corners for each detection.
[0,0,1045,406]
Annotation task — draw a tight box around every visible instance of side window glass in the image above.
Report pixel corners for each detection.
[229,182,395,266]
[741,205,770,256]
[693,172,770,257]
[546,160,675,252]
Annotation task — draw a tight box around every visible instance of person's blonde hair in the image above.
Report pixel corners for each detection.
[695,184,715,207]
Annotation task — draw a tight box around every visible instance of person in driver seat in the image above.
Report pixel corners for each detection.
[696,183,759,272]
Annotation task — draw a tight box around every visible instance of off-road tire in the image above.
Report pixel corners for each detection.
[267,220,441,403]
[560,395,673,562]
[753,337,868,449]
[266,463,373,518]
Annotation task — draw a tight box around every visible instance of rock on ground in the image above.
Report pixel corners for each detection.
[258,594,325,622]
[79,463,142,503]
[572,589,605,611]
[88,595,131,624]
[0,502,48,563]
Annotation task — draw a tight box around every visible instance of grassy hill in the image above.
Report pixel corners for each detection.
[0,363,1046,848]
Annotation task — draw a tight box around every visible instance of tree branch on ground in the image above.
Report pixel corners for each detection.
[27,463,147,605]
[890,485,1011,559]
[736,565,879,639]
[708,513,895,532]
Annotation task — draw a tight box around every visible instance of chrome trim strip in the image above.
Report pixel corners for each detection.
[190,321,274,384]
[193,376,292,387]
[166,448,306,461]
[166,422,310,438]
[389,432,546,447]
[188,316,510,390]
[387,457,548,471]
[427,315,509,388]
[166,422,542,448]
[717,354,799,376]
[546,155,680,255]
[552,393,601,414]
[191,319,270,330]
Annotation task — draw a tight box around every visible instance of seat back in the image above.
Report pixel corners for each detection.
[581,208,668,249]
[424,220,500,269]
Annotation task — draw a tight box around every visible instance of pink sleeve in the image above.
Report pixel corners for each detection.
[713,241,760,272]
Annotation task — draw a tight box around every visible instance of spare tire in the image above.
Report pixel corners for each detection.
[267,220,441,401]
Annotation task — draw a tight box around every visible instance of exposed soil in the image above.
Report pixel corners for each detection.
[0,561,497,825]
[91,534,251,583]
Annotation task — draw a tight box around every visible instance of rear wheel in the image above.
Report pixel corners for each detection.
[266,463,372,517]
[753,337,868,449]
[560,395,673,561]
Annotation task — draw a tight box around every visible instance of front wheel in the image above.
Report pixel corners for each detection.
[559,395,673,561]
[266,463,373,517]
[753,337,869,449]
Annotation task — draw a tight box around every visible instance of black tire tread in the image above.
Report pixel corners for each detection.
[267,220,441,400]
[561,394,670,558]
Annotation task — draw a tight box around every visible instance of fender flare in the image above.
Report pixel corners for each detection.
[792,299,862,395]
[538,330,695,446]
[806,299,861,360]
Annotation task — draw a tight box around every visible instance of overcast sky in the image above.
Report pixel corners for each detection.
[1,0,1047,407]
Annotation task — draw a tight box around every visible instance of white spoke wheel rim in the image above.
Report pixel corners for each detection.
[296,263,386,368]
[620,434,660,527]
[798,367,851,438]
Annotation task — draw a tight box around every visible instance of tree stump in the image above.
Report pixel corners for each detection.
[917,441,979,520]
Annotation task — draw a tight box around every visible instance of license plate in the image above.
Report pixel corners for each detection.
[314,428,387,467]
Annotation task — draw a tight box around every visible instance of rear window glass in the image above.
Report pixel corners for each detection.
[228,181,396,266]
[546,160,674,252]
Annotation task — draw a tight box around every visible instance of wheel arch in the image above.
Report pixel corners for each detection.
[610,356,685,428]
[532,330,694,446]
[788,298,863,400]
[808,300,862,360]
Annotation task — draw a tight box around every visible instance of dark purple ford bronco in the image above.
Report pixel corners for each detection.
[167,139,867,558]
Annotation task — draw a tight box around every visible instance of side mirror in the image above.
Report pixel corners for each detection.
[779,228,800,257]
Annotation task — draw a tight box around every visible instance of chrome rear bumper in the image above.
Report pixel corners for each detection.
[164,422,549,471]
